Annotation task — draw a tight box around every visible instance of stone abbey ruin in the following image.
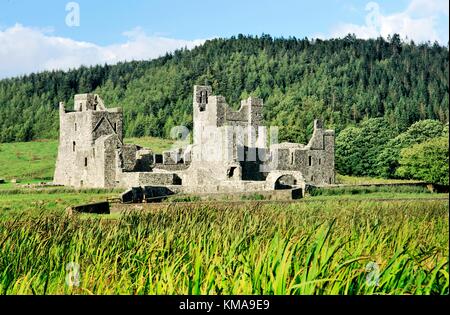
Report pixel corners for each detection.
[54,85,335,198]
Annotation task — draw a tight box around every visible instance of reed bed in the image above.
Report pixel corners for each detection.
[0,200,448,295]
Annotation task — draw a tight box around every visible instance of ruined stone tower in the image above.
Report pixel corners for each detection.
[53,94,123,187]
[186,85,267,186]
[53,94,179,188]
[183,85,335,191]
[54,86,335,195]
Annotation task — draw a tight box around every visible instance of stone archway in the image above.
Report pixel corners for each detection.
[265,170,305,191]
[274,174,298,190]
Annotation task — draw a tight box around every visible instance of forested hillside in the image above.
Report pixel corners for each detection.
[0,34,448,143]
[0,34,448,181]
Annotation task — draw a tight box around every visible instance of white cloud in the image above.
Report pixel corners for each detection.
[406,0,449,18]
[330,0,449,44]
[0,24,207,79]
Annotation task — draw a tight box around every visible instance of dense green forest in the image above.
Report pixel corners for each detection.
[0,34,448,181]
[335,118,448,184]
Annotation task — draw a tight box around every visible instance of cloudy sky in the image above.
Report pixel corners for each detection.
[0,0,448,79]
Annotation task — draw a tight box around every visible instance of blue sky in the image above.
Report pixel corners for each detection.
[0,0,448,78]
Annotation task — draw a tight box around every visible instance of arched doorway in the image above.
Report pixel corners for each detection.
[274,174,298,190]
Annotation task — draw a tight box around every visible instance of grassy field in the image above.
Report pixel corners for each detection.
[335,174,424,185]
[0,200,447,294]
[0,189,120,219]
[0,140,57,181]
[0,137,175,181]
[0,138,448,295]
[124,136,176,154]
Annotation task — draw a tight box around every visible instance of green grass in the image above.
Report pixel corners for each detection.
[305,192,448,201]
[241,193,266,201]
[0,140,57,181]
[308,185,432,196]
[0,138,448,295]
[0,137,174,181]
[124,136,176,154]
[165,195,201,203]
[335,174,423,185]
[0,200,447,295]
[0,190,119,218]
[0,186,446,219]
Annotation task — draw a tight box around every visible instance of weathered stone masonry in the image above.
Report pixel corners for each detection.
[53,86,335,195]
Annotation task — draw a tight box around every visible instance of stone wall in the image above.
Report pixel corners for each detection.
[268,120,335,185]
[54,88,335,194]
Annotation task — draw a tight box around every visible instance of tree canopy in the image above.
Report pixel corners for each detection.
[397,136,449,185]
[376,119,446,178]
[0,34,448,143]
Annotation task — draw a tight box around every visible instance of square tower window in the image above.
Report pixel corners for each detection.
[72,141,76,152]
[74,123,77,131]
[84,157,88,167]
[308,156,312,166]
